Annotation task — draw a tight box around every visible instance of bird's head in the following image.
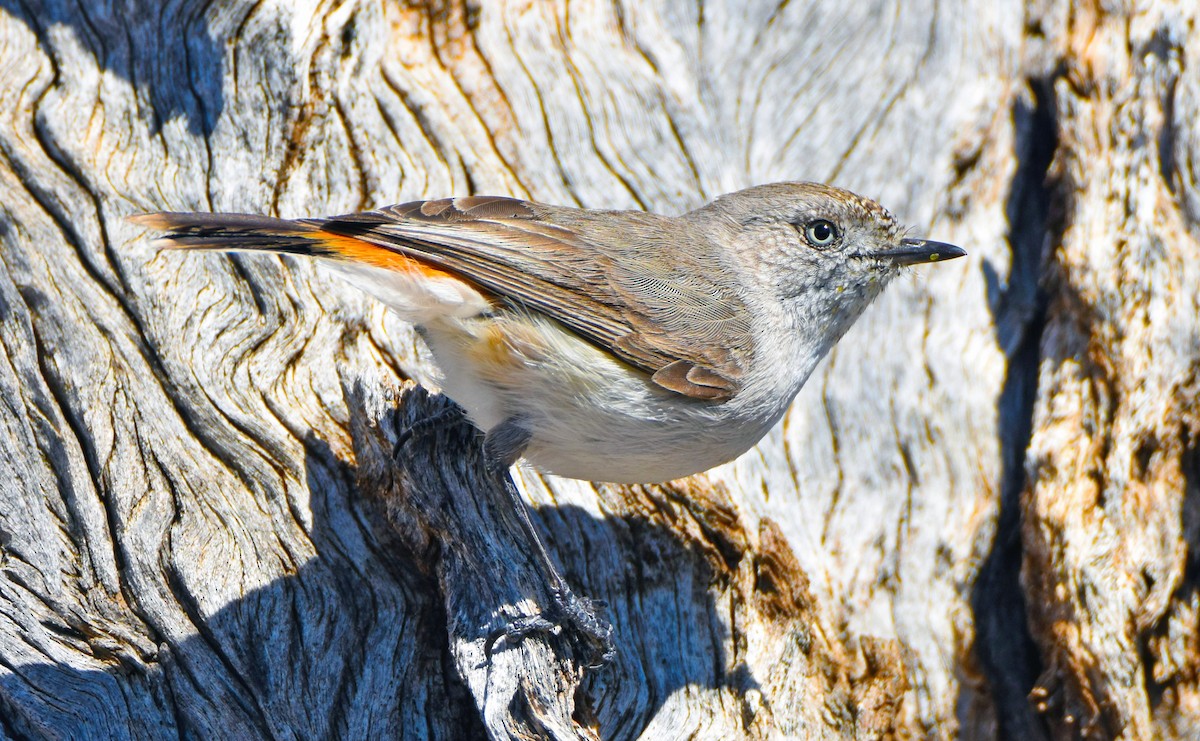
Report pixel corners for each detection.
[692,181,964,342]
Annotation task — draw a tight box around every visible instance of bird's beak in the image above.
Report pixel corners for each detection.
[870,238,966,266]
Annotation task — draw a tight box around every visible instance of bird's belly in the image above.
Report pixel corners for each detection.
[519,394,768,483]
[420,315,777,484]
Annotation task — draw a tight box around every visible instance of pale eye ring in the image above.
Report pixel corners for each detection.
[804,219,840,247]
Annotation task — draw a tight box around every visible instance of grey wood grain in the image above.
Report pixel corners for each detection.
[2,0,1198,739]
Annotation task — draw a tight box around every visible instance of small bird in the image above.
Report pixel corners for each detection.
[134,183,962,664]
[132,182,963,485]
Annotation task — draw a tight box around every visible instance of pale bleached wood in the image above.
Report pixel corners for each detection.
[1013,4,1200,740]
[2,0,1198,739]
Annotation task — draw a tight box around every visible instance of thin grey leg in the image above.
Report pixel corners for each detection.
[483,419,614,667]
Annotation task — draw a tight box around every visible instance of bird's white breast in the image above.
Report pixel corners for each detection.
[325,257,818,483]
[418,308,809,484]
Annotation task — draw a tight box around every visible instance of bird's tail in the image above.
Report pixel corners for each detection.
[130,211,491,320]
[129,212,354,257]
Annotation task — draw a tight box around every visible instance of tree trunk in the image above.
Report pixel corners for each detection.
[0,1,1196,739]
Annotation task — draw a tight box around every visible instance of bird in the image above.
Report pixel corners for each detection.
[131,182,963,485]
[132,182,964,664]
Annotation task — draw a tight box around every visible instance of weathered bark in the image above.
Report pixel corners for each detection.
[0,0,1196,739]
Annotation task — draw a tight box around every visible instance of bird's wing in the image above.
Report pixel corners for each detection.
[314,196,753,401]
[133,195,754,401]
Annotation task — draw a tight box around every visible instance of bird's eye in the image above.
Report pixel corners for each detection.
[803,220,839,247]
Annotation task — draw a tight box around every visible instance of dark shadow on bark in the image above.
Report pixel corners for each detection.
[966,76,1060,741]
[2,0,224,135]
[0,429,482,739]
[0,384,744,739]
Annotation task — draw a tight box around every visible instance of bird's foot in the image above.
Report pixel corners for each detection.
[487,583,615,669]
[392,404,466,459]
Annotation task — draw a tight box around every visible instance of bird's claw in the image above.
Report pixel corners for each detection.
[486,585,615,669]
[392,405,466,459]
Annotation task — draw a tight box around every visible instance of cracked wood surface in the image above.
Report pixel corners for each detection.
[0,1,1197,739]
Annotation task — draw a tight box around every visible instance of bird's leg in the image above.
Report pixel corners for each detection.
[482,419,614,667]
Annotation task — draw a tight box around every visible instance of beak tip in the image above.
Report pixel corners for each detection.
[928,244,967,262]
[896,238,966,265]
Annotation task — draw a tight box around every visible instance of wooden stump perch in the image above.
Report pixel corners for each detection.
[1,1,1199,739]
